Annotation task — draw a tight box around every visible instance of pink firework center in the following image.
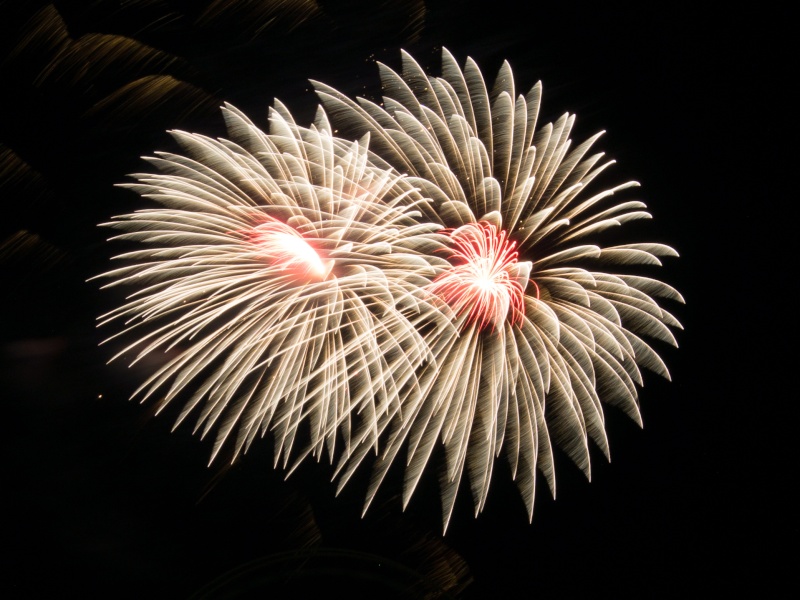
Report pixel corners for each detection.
[248,217,333,282]
[428,221,533,331]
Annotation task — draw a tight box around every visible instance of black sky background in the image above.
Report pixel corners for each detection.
[2,1,792,597]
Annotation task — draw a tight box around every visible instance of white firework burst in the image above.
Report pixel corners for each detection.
[96,101,450,470]
[314,49,684,530]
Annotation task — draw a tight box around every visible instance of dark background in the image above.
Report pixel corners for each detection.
[2,1,791,597]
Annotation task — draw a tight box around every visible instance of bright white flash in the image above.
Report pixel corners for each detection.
[250,219,328,281]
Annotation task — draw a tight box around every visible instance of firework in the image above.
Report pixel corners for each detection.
[314,49,683,530]
[97,101,450,469]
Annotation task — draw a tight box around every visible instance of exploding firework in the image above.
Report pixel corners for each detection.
[314,49,683,530]
[97,101,451,469]
[97,48,682,532]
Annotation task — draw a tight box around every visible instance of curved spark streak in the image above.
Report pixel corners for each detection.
[428,221,525,331]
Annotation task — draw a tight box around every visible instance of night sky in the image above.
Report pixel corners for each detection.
[2,1,790,597]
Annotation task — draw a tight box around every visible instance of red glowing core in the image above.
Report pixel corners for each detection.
[428,221,527,331]
[248,218,329,281]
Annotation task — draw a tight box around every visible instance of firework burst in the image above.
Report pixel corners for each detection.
[427,221,528,332]
[97,101,450,469]
[314,49,683,530]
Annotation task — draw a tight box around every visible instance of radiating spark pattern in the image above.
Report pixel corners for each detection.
[97,101,449,469]
[428,221,525,331]
[314,49,683,530]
